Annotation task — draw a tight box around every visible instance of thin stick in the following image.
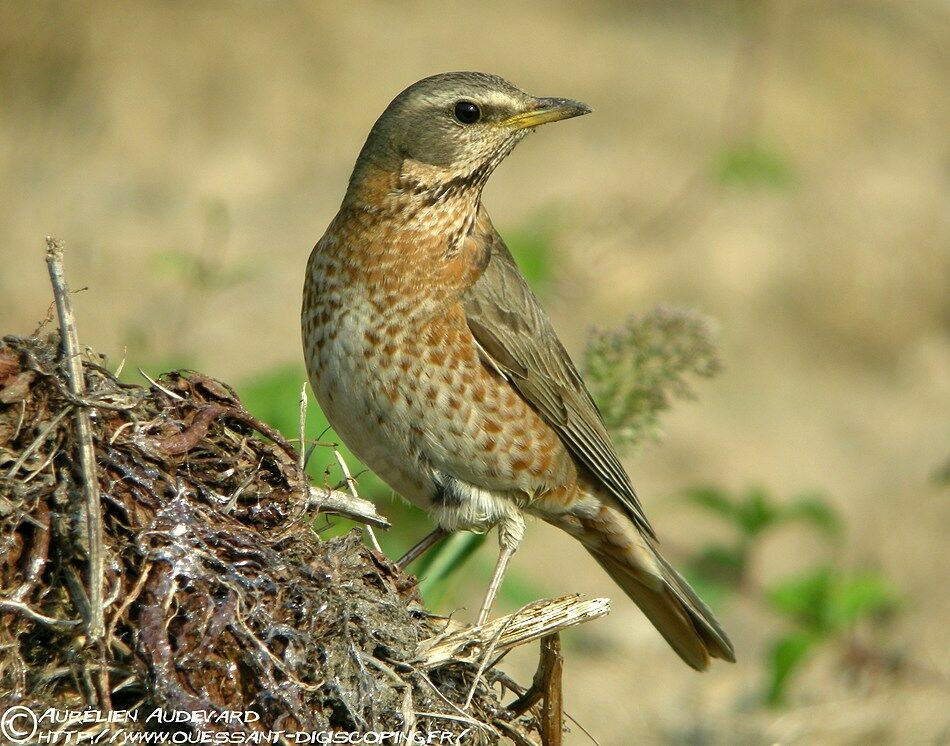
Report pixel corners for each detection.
[298,382,308,476]
[113,347,127,378]
[397,527,449,568]
[138,368,184,400]
[45,237,105,642]
[4,405,72,478]
[540,634,564,746]
[296,382,314,522]
[334,448,383,552]
[307,486,390,529]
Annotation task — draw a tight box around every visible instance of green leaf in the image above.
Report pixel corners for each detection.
[689,543,747,589]
[504,211,559,289]
[767,567,899,634]
[713,141,794,190]
[151,249,199,277]
[780,492,842,536]
[681,486,736,522]
[683,486,841,540]
[238,364,313,437]
[682,543,746,607]
[767,630,817,706]
[829,572,899,627]
[766,567,833,632]
[417,533,486,605]
[497,568,547,609]
[931,455,950,487]
[735,487,780,536]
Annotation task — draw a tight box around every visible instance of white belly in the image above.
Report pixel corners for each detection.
[304,299,435,508]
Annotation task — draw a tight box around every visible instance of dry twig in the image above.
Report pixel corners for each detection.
[307,485,391,529]
[45,239,107,644]
[419,595,609,668]
[333,447,383,551]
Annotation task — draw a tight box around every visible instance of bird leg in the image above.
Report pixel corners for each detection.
[476,514,526,626]
[397,527,449,569]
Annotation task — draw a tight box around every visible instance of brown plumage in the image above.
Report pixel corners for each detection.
[302,72,735,670]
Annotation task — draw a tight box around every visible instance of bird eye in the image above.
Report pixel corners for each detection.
[453,100,481,124]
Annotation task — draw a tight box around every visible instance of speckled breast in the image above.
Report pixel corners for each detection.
[302,221,573,518]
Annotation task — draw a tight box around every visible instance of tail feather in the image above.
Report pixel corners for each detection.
[652,549,736,663]
[589,545,735,670]
[557,504,736,670]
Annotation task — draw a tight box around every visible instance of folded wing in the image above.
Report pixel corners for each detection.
[462,209,655,539]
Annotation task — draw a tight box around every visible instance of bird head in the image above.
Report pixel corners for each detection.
[345,72,591,204]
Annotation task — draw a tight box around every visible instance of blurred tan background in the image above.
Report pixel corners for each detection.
[2,1,948,743]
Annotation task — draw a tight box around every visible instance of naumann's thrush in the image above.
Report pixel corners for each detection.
[302,72,735,669]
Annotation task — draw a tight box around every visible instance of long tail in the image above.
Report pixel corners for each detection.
[554,504,735,670]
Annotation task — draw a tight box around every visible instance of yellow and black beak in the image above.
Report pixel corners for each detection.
[502,97,592,130]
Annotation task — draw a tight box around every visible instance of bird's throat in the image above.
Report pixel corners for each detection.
[330,164,489,313]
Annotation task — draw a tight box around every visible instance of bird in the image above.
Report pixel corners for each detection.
[302,72,735,670]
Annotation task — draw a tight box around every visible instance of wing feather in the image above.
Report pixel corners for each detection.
[462,210,655,539]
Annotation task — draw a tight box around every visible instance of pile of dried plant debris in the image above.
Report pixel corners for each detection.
[0,242,608,745]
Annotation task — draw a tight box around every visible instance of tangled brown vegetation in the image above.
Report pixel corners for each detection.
[0,328,563,744]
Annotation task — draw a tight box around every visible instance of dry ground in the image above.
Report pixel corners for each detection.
[1,2,948,743]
